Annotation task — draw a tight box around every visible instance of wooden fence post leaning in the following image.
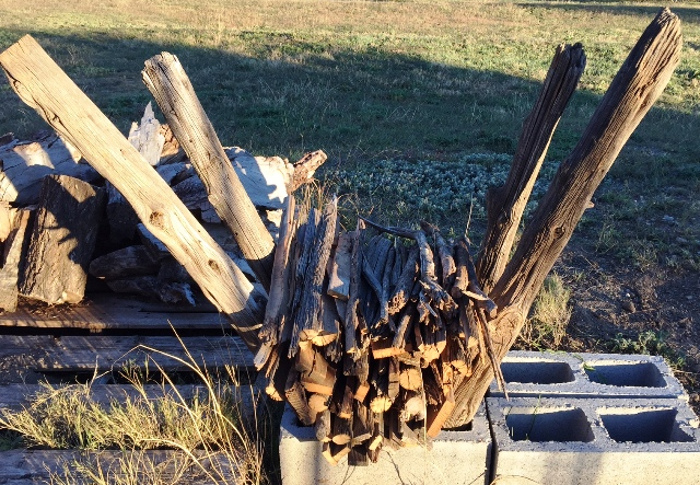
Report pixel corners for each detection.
[142,53,276,291]
[447,8,681,426]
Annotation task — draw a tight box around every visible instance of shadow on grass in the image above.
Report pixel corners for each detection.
[0,27,698,170]
[519,1,700,24]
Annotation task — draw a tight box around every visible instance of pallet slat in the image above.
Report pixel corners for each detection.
[0,334,253,374]
[0,293,226,331]
[0,449,245,484]
[0,383,259,417]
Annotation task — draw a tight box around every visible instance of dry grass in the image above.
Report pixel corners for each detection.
[0,343,267,485]
[519,273,572,349]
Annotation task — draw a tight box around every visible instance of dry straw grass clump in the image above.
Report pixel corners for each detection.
[0,343,267,485]
[520,273,572,349]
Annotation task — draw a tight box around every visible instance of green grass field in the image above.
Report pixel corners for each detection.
[1,1,699,246]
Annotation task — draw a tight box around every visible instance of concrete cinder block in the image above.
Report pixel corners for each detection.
[488,396,700,485]
[489,351,686,400]
[279,402,492,485]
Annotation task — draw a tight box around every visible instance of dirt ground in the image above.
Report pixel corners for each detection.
[547,243,700,414]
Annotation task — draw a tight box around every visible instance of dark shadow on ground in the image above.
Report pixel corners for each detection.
[519,1,700,24]
[0,27,698,170]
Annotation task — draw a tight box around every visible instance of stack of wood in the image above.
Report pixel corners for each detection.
[255,191,506,464]
[0,111,326,312]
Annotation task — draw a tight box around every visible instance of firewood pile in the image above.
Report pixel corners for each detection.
[0,8,682,467]
[0,119,325,312]
[254,190,510,464]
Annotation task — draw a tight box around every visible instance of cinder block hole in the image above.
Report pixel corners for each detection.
[600,409,695,443]
[506,407,594,442]
[501,361,574,384]
[446,421,473,432]
[584,362,665,387]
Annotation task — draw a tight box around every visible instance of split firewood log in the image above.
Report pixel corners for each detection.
[19,174,105,304]
[0,208,32,312]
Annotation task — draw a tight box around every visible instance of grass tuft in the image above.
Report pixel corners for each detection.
[519,273,572,350]
[0,341,267,485]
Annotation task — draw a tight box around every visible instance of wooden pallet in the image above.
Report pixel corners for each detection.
[0,449,244,485]
[0,293,228,332]
[0,293,260,484]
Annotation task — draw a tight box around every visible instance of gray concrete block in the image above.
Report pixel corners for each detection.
[489,351,686,400]
[488,396,700,485]
[279,402,491,485]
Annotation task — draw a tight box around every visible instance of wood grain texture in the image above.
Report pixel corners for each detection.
[0,334,253,374]
[0,35,264,350]
[477,43,586,292]
[142,52,275,291]
[448,8,681,427]
[494,8,681,311]
[0,209,31,312]
[0,293,231,331]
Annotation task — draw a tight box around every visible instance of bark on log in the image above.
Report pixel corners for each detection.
[477,43,586,292]
[420,221,456,288]
[343,224,363,358]
[0,35,265,350]
[291,150,328,192]
[89,246,159,280]
[327,230,352,300]
[19,175,104,304]
[142,52,275,291]
[0,209,31,312]
[447,8,681,427]
[292,197,338,346]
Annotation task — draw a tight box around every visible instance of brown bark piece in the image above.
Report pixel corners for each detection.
[343,224,363,358]
[291,198,338,349]
[290,150,327,192]
[426,387,455,438]
[420,221,456,288]
[388,246,419,315]
[19,175,104,304]
[256,195,296,369]
[285,369,314,426]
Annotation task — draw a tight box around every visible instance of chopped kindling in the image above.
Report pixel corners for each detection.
[258,206,505,463]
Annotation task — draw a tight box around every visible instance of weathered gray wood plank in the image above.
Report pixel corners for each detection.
[0,384,258,414]
[0,334,253,373]
[0,293,234,331]
[0,449,245,484]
